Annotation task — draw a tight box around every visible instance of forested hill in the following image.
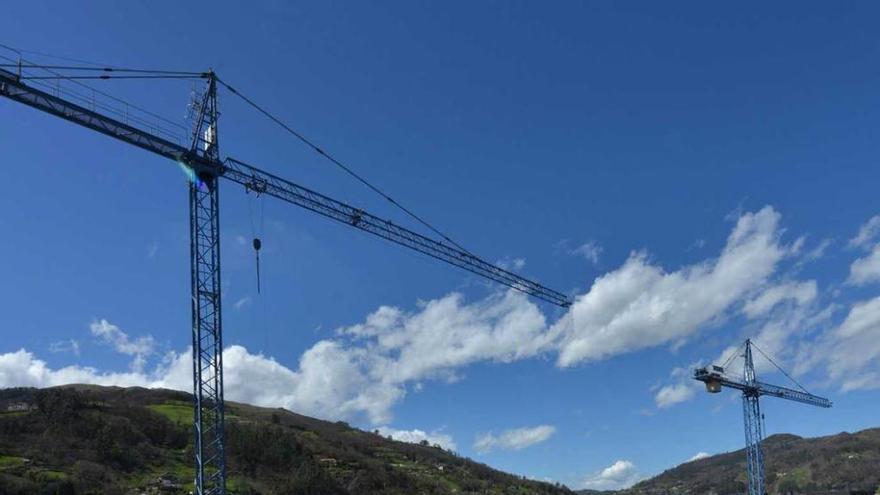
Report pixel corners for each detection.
[610,428,880,495]
[0,385,573,494]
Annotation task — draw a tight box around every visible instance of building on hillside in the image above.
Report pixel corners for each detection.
[5,402,35,412]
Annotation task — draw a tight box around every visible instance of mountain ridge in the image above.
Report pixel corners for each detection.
[0,384,572,494]
[579,429,880,495]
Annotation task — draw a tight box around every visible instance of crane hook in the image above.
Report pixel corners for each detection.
[253,237,262,294]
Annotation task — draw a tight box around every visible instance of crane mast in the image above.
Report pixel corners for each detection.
[187,73,226,494]
[0,65,571,495]
[694,339,831,495]
[741,341,765,495]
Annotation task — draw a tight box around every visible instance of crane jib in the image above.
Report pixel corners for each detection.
[0,68,571,308]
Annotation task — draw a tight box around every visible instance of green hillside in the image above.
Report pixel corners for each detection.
[0,385,572,494]
[616,429,880,495]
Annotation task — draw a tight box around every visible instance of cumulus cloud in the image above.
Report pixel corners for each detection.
[847,216,880,286]
[497,257,526,271]
[742,281,817,319]
[339,291,550,387]
[90,319,155,372]
[582,460,644,491]
[572,241,603,265]
[651,365,704,409]
[146,241,159,259]
[654,383,695,409]
[376,426,456,451]
[474,425,556,453]
[554,207,787,366]
[816,296,880,392]
[800,238,832,265]
[849,216,880,249]
[48,339,80,357]
[0,207,804,425]
[706,227,880,395]
[848,246,880,286]
[0,349,170,390]
[0,345,393,424]
[688,452,711,462]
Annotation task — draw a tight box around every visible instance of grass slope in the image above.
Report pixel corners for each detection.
[0,385,572,495]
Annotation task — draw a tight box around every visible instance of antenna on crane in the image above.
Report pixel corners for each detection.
[694,339,831,495]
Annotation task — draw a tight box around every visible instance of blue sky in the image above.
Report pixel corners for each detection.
[2,1,880,489]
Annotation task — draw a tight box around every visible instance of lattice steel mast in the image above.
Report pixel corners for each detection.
[187,73,226,494]
[694,339,831,495]
[0,64,571,495]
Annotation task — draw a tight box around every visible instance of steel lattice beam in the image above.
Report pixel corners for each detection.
[742,393,765,495]
[188,75,226,495]
[741,343,765,495]
[221,158,571,307]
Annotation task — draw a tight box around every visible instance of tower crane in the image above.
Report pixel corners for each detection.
[0,53,571,495]
[693,339,831,495]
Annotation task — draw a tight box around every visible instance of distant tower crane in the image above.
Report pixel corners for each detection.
[0,51,571,495]
[694,339,831,495]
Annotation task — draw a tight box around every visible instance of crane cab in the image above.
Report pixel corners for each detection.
[695,366,724,393]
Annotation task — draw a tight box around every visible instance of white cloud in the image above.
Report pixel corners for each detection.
[497,257,526,271]
[849,215,880,249]
[337,290,552,413]
[688,238,707,251]
[846,216,880,286]
[848,246,880,286]
[742,281,817,319]
[582,460,644,491]
[0,345,393,424]
[2,301,547,426]
[474,425,556,453]
[697,276,829,388]
[90,319,155,372]
[572,241,603,265]
[820,296,880,391]
[654,383,695,409]
[376,426,456,451]
[0,349,166,390]
[554,206,788,366]
[688,452,711,462]
[651,365,709,410]
[0,207,803,426]
[800,238,832,265]
[48,339,80,357]
[147,241,159,259]
[234,296,252,311]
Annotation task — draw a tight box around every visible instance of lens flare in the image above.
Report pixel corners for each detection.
[176,160,206,190]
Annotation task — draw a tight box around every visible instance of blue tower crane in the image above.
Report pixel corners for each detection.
[694,339,831,495]
[0,53,571,494]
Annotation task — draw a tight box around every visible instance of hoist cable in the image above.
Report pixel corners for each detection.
[0,43,195,139]
[720,341,745,371]
[19,75,206,80]
[0,63,206,76]
[751,342,810,394]
[214,76,475,256]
